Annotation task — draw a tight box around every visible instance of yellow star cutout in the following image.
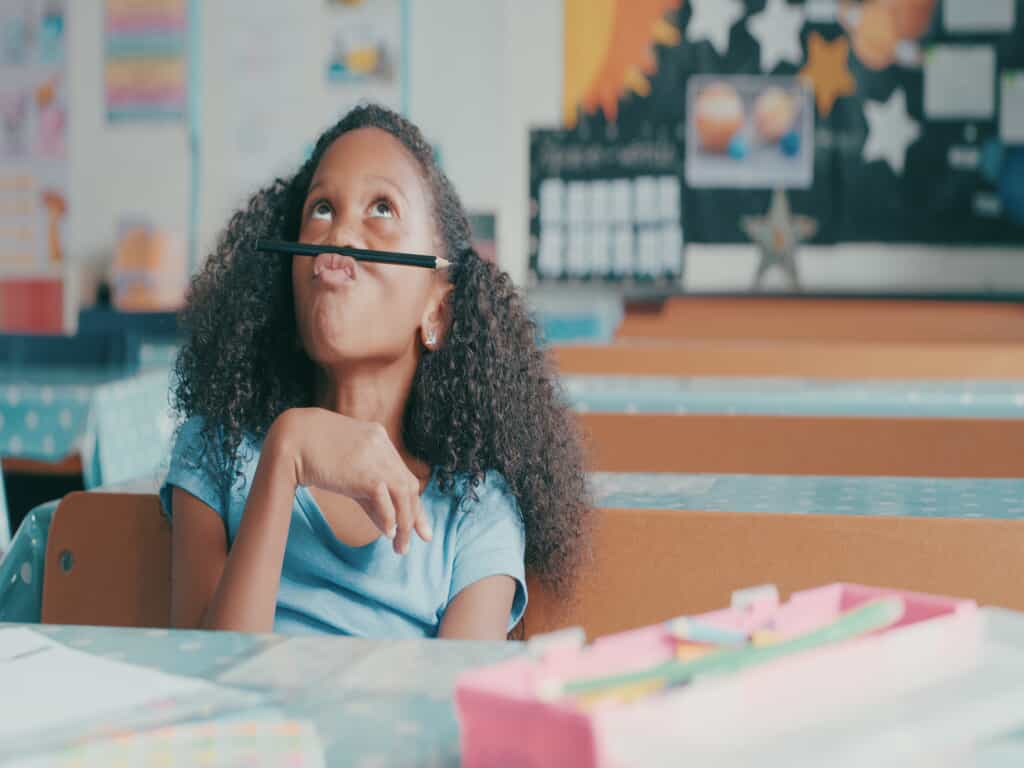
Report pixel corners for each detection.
[800,32,856,117]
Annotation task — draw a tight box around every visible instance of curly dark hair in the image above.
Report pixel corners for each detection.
[173,103,590,596]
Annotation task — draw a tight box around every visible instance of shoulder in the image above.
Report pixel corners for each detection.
[445,470,528,628]
[160,415,261,519]
[448,470,525,557]
[455,470,523,529]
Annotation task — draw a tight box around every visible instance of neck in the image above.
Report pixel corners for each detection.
[315,355,426,475]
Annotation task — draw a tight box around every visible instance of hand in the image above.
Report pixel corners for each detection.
[270,408,432,554]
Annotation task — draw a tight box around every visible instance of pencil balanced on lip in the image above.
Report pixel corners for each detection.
[256,238,451,270]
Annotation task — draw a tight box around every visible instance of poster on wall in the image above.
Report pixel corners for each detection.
[529,127,684,284]
[544,0,1024,293]
[216,0,308,209]
[0,0,68,331]
[212,0,406,217]
[323,0,404,115]
[104,0,187,121]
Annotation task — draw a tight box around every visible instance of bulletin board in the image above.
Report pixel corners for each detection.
[532,0,1024,290]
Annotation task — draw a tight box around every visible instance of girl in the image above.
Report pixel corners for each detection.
[161,104,590,640]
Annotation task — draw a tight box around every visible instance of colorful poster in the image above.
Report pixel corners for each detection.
[324,0,401,89]
[0,0,67,331]
[104,0,187,121]
[323,0,404,122]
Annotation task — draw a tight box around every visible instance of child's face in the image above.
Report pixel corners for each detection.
[292,127,448,370]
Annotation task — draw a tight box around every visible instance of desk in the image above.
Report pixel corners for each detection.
[2,618,1024,765]
[0,623,519,766]
[0,366,173,489]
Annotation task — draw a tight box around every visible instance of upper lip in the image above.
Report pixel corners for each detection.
[313,252,357,280]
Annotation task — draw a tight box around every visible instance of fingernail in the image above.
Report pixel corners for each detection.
[386,525,396,539]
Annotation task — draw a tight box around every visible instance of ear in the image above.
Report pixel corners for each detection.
[420,281,453,351]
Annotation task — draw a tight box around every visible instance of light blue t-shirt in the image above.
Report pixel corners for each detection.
[159,416,527,637]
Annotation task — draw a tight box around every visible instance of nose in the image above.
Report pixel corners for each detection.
[325,210,369,252]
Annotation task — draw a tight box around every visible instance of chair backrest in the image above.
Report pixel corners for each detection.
[40,491,1024,641]
[41,492,170,627]
[580,412,1024,477]
[616,297,1024,344]
[522,506,1024,639]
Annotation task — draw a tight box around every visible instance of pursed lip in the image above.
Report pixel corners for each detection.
[313,252,358,283]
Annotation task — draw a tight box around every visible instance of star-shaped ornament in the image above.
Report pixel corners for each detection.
[862,88,920,175]
[686,0,744,56]
[799,32,856,117]
[742,189,818,291]
[748,0,806,72]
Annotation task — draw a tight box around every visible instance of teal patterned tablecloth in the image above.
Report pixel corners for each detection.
[0,365,174,489]
[591,473,1024,519]
[564,376,1024,418]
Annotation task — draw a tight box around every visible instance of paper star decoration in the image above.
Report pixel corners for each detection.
[686,0,744,57]
[742,189,818,291]
[862,88,921,175]
[748,0,806,72]
[799,32,856,117]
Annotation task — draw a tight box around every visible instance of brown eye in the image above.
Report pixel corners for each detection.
[310,201,333,221]
[368,199,394,219]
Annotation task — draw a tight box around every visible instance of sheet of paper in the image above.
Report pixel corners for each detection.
[0,628,221,748]
[1001,72,1024,145]
[610,179,633,224]
[924,46,996,120]
[943,0,1015,33]
[538,178,564,224]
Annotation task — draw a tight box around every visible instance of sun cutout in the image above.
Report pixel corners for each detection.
[563,0,684,127]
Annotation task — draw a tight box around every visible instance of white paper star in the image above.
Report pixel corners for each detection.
[748,0,806,72]
[862,88,921,175]
[687,0,744,57]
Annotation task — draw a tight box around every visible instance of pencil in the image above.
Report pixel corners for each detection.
[256,238,451,270]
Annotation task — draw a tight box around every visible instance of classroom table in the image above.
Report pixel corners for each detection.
[3,615,1024,765]
[0,365,174,489]
[0,622,520,766]
[563,375,1024,418]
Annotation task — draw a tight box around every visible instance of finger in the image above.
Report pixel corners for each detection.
[391,483,414,555]
[412,480,432,543]
[370,481,397,540]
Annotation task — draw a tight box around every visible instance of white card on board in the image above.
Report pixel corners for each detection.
[924,46,995,120]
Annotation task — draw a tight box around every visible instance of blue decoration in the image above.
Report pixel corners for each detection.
[780,130,800,157]
[727,135,748,160]
[998,147,1024,226]
[982,138,1005,185]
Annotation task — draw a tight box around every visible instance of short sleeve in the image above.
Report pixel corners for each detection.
[159,416,228,524]
[448,472,528,631]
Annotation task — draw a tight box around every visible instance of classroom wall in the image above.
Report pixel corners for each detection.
[62,0,1024,299]
[64,0,557,297]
